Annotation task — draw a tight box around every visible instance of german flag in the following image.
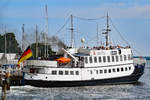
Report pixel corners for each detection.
[18,47,32,65]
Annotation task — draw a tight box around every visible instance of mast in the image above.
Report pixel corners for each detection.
[35,25,38,59]
[22,24,25,52]
[45,4,49,58]
[4,26,6,57]
[103,13,111,48]
[70,15,74,48]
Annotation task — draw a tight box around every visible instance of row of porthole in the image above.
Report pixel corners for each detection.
[89,66,132,74]
[51,70,79,75]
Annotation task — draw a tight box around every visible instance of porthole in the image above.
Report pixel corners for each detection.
[104,69,107,73]
[117,68,120,72]
[108,69,111,73]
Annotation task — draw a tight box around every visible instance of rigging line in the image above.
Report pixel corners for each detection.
[109,17,130,46]
[55,17,70,36]
[109,17,143,55]
[132,47,143,56]
[73,15,106,21]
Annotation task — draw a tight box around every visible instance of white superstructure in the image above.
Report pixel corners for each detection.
[24,47,140,83]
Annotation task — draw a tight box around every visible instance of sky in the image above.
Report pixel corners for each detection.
[0,0,150,56]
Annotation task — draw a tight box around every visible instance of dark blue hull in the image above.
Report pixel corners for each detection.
[25,64,145,87]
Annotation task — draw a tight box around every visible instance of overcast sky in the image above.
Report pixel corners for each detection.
[0,0,150,56]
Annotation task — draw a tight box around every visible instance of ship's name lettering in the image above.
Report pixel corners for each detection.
[111,51,117,55]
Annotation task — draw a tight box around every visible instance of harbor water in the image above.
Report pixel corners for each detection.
[0,60,150,100]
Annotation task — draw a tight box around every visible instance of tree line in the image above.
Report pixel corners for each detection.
[0,32,59,59]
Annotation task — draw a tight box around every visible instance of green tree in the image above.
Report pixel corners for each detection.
[30,43,56,59]
[0,32,21,54]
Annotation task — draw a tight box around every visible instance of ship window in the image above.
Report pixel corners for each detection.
[100,70,103,74]
[116,56,119,62]
[65,71,69,75]
[104,69,107,73]
[59,71,63,75]
[107,56,110,62]
[112,56,115,62]
[85,57,88,63]
[124,55,127,61]
[121,68,124,71]
[129,67,131,70]
[117,68,120,72]
[89,57,93,63]
[90,70,93,74]
[103,56,106,63]
[99,57,102,62]
[120,55,123,61]
[128,54,131,60]
[108,69,111,73]
[76,71,79,75]
[113,68,115,72]
[125,67,128,71]
[70,71,74,75]
[52,71,57,75]
[94,57,97,63]
[96,70,98,74]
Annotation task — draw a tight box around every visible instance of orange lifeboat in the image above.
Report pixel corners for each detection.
[56,57,71,63]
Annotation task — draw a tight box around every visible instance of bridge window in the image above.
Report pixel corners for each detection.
[128,54,131,60]
[120,55,123,61]
[107,56,110,62]
[52,71,57,75]
[89,57,93,63]
[94,57,97,63]
[112,56,115,62]
[85,57,88,63]
[99,56,102,62]
[116,56,119,62]
[103,56,106,63]
[124,55,127,61]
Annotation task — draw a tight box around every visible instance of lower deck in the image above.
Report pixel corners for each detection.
[25,64,144,87]
[25,63,135,81]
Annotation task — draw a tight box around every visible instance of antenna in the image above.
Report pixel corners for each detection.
[70,14,74,48]
[45,4,49,58]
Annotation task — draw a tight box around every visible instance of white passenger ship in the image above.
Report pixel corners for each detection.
[24,14,146,87]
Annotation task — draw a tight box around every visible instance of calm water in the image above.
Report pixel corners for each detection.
[1,60,150,100]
